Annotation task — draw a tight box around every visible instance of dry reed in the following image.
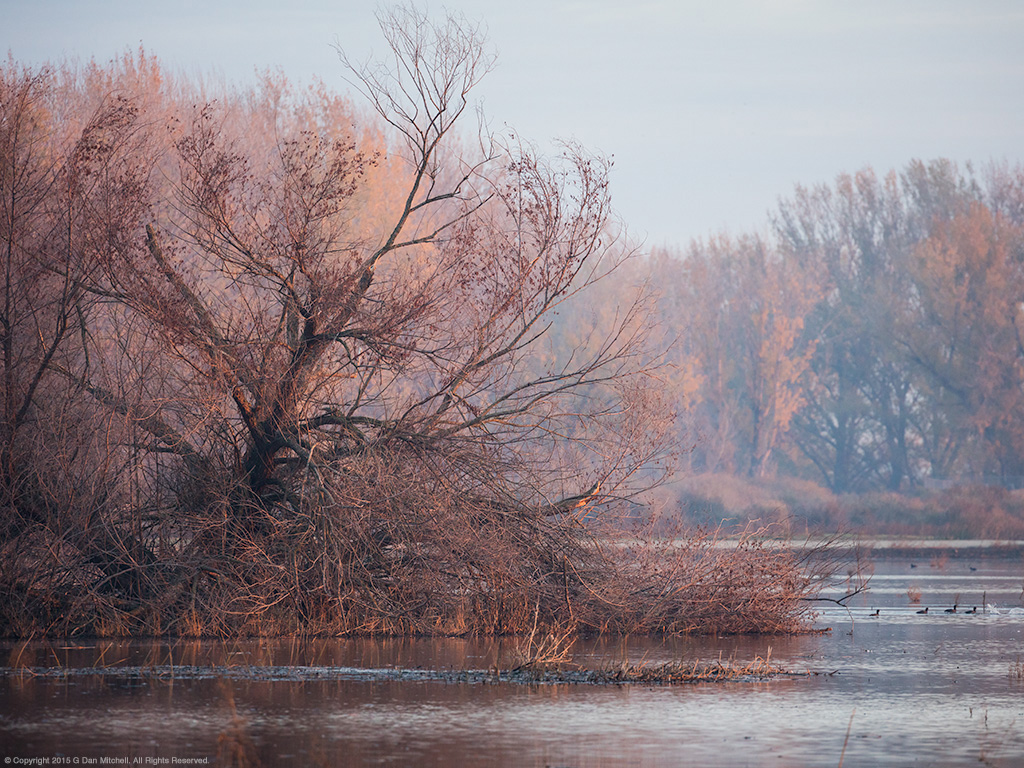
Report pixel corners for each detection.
[593,651,783,684]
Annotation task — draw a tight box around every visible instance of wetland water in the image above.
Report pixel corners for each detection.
[2,550,1023,767]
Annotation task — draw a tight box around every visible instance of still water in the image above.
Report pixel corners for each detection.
[2,552,1023,767]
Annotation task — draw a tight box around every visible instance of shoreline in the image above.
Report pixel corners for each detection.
[705,536,1024,559]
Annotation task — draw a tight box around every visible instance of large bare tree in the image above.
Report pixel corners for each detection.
[0,7,680,635]
[1,10,824,638]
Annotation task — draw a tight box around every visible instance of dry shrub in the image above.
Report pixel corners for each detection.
[506,608,577,671]
[2,446,826,638]
[569,522,827,636]
[28,438,600,638]
[0,390,828,639]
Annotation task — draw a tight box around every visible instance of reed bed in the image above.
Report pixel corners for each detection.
[589,653,784,684]
[500,620,791,683]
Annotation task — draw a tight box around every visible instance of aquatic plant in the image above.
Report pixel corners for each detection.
[591,651,784,684]
[1011,657,1023,681]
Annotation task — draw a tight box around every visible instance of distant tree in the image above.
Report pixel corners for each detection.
[654,234,819,478]
[903,202,1024,482]
[774,168,925,491]
[737,240,821,477]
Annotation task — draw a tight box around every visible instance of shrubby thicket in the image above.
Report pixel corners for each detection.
[0,10,825,637]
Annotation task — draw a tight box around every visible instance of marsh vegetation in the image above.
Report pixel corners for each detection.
[0,7,832,639]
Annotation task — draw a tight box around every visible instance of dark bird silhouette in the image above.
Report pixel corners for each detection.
[944,606,957,614]
[870,609,880,617]
[965,606,978,614]
[916,607,929,614]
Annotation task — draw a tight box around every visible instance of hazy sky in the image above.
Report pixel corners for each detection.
[5,0,1024,247]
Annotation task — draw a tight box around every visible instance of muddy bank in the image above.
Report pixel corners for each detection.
[0,658,798,687]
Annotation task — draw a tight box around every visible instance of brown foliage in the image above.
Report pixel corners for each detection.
[574,523,823,635]
[0,11,817,639]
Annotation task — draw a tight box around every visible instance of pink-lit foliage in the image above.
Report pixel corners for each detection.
[0,10,817,637]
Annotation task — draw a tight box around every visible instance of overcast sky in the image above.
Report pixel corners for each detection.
[5,0,1024,248]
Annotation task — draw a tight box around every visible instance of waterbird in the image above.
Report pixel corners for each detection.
[944,606,957,614]
[965,606,978,614]
[916,607,929,614]
[870,609,880,617]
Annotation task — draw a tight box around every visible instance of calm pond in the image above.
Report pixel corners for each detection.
[2,548,1023,767]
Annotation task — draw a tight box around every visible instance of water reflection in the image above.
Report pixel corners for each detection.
[2,554,1023,767]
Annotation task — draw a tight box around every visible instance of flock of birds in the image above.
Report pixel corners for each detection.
[908,604,976,615]
[867,604,977,617]
[864,561,1015,618]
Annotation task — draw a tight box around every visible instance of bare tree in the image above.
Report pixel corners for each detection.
[1,11,826,638]
[0,57,171,633]
[26,7,671,635]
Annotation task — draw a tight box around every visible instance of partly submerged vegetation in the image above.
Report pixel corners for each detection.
[0,7,833,639]
[2,631,798,686]
[0,653,794,686]
[499,621,793,683]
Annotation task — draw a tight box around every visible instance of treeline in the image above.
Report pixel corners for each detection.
[643,159,1024,497]
[0,11,826,637]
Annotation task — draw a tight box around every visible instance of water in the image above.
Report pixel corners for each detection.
[2,552,1023,767]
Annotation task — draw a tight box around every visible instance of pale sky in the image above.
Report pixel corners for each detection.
[5,0,1024,247]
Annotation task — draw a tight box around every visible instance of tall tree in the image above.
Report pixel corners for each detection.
[654,235,819,478]
[0,8,674,635]
[903,202,1024,481]
[774,168,921,491]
